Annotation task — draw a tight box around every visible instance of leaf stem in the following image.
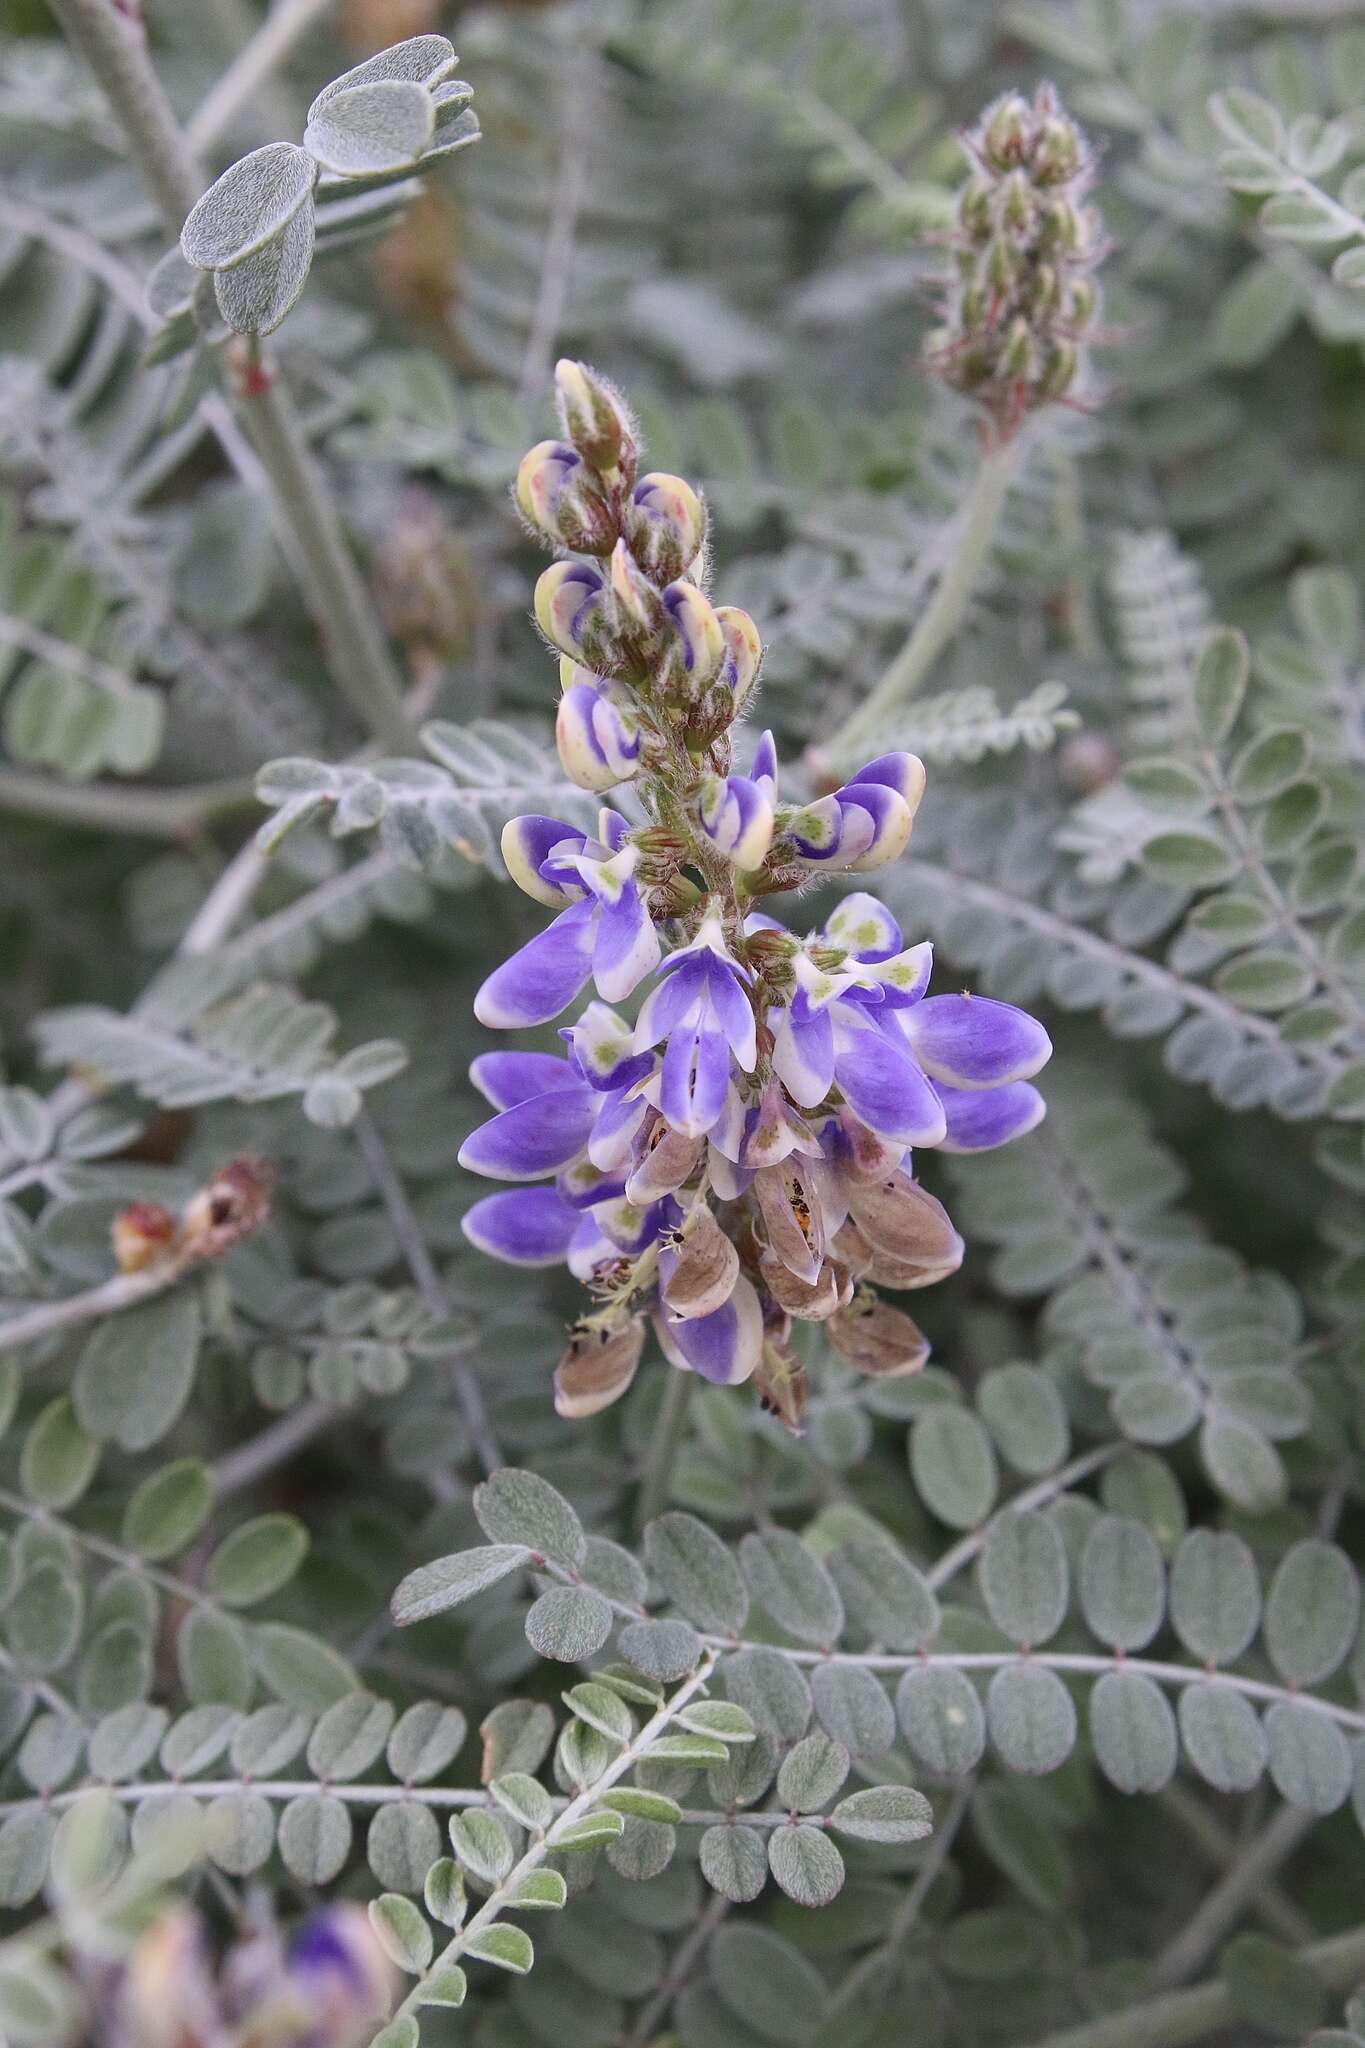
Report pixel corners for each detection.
[186,0,336,154]
[0,769,255,840]
[47,0,417,756]
[635,1367,695,1535]
[831,439,1019,765]
[389,1653,717,2026]
[1027,1921,1365,2048]
[1148,1801,1316,1990]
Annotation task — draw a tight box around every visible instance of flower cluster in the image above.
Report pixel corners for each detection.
[461,363,1052,1426]
[116,1903,393,2048]
[925,82,1102,436]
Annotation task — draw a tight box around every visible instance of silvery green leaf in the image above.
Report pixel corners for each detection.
[368,1802,441,1894]
[479,1700,555,1779]
[0,1088,51,1163]
[739,1530,844,1646]
[980,1510,1069,1647]
[73,1290,202,1453]
[20,1396,99,1510]
[160,1705,240,1780]
[230,1704,310,1778]
[505,1867,565,1909]
[604,1787,682,1823]
[1088,1671,1177,1794]
[563,1681,633,1745]
[181,142,317,270]
[1199,1413,1286,1511]
[205,1789,276,1876]
[1264,1540,1359,1686]
[390,1544,530,1625]
[368,1893,433,1974]
[387,1702,466,1784]
[214,200,314,336]
[308,34,457,119]
[896,1665,985,1776]
[1260,191,1351,243]
[490,1772,555,1831]
[302,1071,363,1128]
[674,1701,753,1744]
[826,1535,939,1651]
[809,1662,895,1759]
[6,1564,81,1677]
[418,1966,467,2007]
[768,1822,844,1907]
[424,1856,466,1925]
[306,1691,395,1779]
[463,1922,532,1973]
[1169,1529,1260,1665]
[372,2020,419,2048]
[251,1623,357,1713]
[721,1647,811,1743]
[987,1663,1077,1775]
[525,1585,612,1663]
[1191,626,1249,746]
[619,1617,702,1682]
[976,1364,1069,1476]
[146,245,198,321]
[1264,1700,1351,1813]
[87,1703,167,1783]
[1208,89,1285,157]
[305,81,435,178]
[708,1923,826,2038]
[829,1785,933,1844]
[0,1807,54,1908]
[205,1513,308,1607]
[448,1807,514,1883]
[776,1731,850,1813]
[277,1792,351,1882]
[1079,1515,1165,1651]
[911,1407,999,1529]
[122,1458,214,1563]
[700,1821,767,1902]
[645,1731,728,1765]
[556,1809,625,1850]
[644,1511,749,1633]
[474,1468,585,1569]
[178,1606,252,1710]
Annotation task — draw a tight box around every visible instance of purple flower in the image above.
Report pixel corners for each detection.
[556,668,642,791]
[699,770,774,869]
[476,816,659,1028]
[633,913,757,1137]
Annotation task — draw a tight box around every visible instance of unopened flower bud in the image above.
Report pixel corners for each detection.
[1000,169,1033,234]
[625,472,707,582]
[982,93,1031,170]
[1034,117,1081,185]
[608,536,667,636]
[828,1292,930,1377]
[556,680,641,791]
[515,440,617,554]
[660,580,725,698]
[1040,341,1078,397]
[113,1201,178,1273]
[554,1316,644,1418]
[699,773,775,871]
[554,358,637,483]
[959,180,992,239]
[1001,316,1034,381]
[715,605,763,716]
[534,559,618,669]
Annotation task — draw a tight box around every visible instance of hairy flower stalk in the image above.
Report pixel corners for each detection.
[459,361,1052,1426]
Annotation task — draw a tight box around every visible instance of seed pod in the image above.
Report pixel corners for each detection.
[660,1210,740,1321]
[554,1316,644,1419]
[828,1293,930,1377]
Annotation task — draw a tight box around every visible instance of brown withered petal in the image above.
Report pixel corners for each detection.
[625,1124,703,1204]
[865,1235,964,1290]
[759,1253,853,1322]
[752,1336,808,1433]
[828,1293,931,1377]
[752,1163,824,1287]
[835,1109,908,1183]
[554,1318,644,1419]
[832,1218,875,1280]
[659,1210,739,1320]
[846,1174,963,1271]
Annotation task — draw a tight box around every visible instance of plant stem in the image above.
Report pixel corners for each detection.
[635,1367,694,1535]
[389,1654,717,2026]
[187,0,335,154]
[832,439,1018,765]
[1149,1802,1316,1990]
[1028,1922,1365,2048]
[0,1262,188,1356]
[353,1110,503,1478]
[210,1399,337,1497]
[47,0,416,756]
[1157,1784,1312,1948]
[925,1442,1121,1591]
[0,768,255,839]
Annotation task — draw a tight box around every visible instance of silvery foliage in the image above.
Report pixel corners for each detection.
[1,1,1365,2045]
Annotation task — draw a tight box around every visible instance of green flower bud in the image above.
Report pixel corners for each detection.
[554,358,638,484]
